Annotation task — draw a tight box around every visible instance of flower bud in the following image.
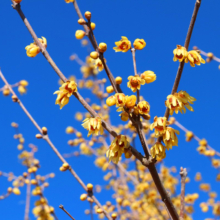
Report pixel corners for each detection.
[36,134,42,139]
[96,208,103,214]
[85,11,91,20]
[78,18,86,25]
[106,96,116,106]
[80,193,88,201]
[207,52,214,59]
[111,213,118,219]
[106,86,114,93]
[42,127,47,135]
[12,188,21,195]
[12,95,18,102]
[115,77,122,85]
[14,0,22,3]
[90,51,99,59]
[99,43,107,53]
[19,80,28,87]
[87,183,93,191]
[91,22,96,30]
[3,89,10,96]
[75,30,86,40]
[7,187,13,193]
[66,126,75,134]
[133,39,146,50]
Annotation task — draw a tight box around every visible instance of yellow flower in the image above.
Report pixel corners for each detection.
[213,203,220,216]
[150,142,166,159]
[54,80,77,109]
[199,183,210,192]
[120,111,129,122]
[185,50,205,67]
[163,127,179,150]
[106,95,116,106]
[94,58,105,72]
[127,75,145,92]
[106,135,129,164]
[82,117,104,137]
[212,159,220,168]
[136,101,150,115]
[195,172,202,181]
[200,202,209,212]
[25,37,47,57]
[65,0,74,3]
[140,71,156,84]
[115,93,126,107]
[125,95,136,109]
[186,131,194,142]
[133,39,146,50]
[75,30,85,40]
[150,116,167,137]
[185,193,199,204]
[173,45,187,62]
[113,36,131,52]
[165,91,196,115]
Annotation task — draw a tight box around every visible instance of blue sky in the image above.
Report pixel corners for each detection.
[0,0,220,219]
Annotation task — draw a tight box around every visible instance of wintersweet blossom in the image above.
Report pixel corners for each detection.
[14,0,22,3]
[127,75,145,92]
[136,101,150,116]
[163,127,180,150]
[82,117,103,137]
[106,135,130,164]
[173,45,188,62]
[54,81,77,109]
[65,0,74,2]
[113,36,131,52]
[150,116,167,137]
[141,71,156,84]
[165,91,196,115]
[133,39,146,50]
[150,142,166,159]
[125,95,137,109]
[185,50,205,67]
[115,93,126,107]
[25,37,47,57]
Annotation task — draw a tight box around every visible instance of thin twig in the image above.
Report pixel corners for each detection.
[179,167,187,220]
[90,202,94,220]
[24,175,31,220]
[0,69,112,220]
[163,0,202,121]
[174,120,220,157]
[59,205,75,220]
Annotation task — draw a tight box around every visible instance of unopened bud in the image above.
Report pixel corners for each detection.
[36,134,42,139]
[87,183,93,191]
[115,77,122,85]
[78,18,86,25]
[85,11,91,20]
[99,43,107,53]
[42,127,47,135]
[90,51,99,59]
[75,30,86,40]
[12,95,18,102]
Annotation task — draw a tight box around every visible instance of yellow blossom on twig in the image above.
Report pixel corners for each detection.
[127,75,145,92]
[113,36,131,52]
[106,135,130,164]
[140,71,156,84]
[185,50,205,67]
[163,127,180,150]
[133,39,146,50]
[150,116,167,137]
[82,117,104,137]
[173,45,188,62]
[25,37,47,57]
[150,142,166,159]
[54,80,77,109]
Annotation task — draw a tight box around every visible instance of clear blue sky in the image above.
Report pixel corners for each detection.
[0,0,220,219]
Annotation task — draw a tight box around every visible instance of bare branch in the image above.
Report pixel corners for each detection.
[179,167,187,220]
[59,205,75,220]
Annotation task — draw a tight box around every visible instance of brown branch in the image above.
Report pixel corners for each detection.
[174,120,220,157]
[10,2,180,219]
[179,167,187,220]
[0,69,112,220]
[24,175,31,220]
[59,205,75,220]
[163,0,202,121]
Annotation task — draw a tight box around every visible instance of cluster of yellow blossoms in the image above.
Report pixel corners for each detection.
[25,37,47,57]
[165,91,196,115]
[173,45,205,67]
[106,135,131,164]
[106,93,150,121]
[82,117,104,137]
[113,36,146,52]
[150,117,179,159]
[54,80,78,109]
